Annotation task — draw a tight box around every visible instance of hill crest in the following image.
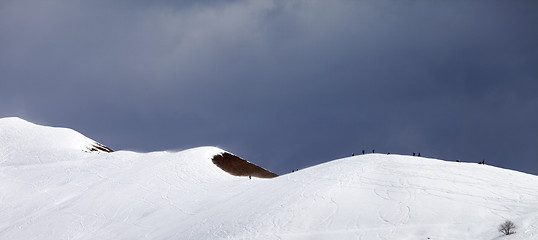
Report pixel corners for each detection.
[0,117,537,239]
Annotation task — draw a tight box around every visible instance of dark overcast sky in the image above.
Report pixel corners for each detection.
[1,0,537,176]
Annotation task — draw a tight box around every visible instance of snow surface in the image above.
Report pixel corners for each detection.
[1,117,537,239]
[0,117,110,166]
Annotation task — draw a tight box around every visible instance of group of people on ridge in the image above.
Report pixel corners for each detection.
[351,150,421,157]
[350,150,486,165]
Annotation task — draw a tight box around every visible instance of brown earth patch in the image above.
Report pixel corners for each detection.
[212,152,278,178]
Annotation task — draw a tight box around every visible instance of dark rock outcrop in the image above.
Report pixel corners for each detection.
[212,152,278,178]
[87,142,114,153]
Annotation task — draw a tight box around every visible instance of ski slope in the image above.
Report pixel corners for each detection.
[0,117,537,239]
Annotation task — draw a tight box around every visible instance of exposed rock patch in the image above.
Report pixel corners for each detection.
[212,152,278,178]
[87,142,114,153]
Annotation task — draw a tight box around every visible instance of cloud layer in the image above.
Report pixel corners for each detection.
[1,0,537,174]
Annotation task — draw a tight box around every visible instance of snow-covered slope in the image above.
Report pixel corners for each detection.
[0,118,537,240]
[185,155,538,239]
[0,117,112,166]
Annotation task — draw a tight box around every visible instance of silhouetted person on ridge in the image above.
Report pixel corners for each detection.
[372,149,375,153]
[362,150,365,154]
[413,152,416,156]
[418,152,421,157]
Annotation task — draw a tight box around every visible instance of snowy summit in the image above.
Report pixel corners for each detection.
[0,117,537,239]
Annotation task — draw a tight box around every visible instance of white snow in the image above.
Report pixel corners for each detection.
[0,117,537,239]
[0,117,110,166]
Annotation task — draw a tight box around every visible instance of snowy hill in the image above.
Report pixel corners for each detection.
[0,118,537,239]
[0,117,112,166]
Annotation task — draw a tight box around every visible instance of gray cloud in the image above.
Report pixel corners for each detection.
[1,0,537,175]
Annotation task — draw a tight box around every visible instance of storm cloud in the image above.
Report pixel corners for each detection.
[1,0,537,175]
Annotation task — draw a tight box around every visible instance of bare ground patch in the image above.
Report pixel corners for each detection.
[212,152,278,178]
[88,142,114,153]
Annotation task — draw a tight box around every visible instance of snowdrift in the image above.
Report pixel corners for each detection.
[0,117,537,240]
